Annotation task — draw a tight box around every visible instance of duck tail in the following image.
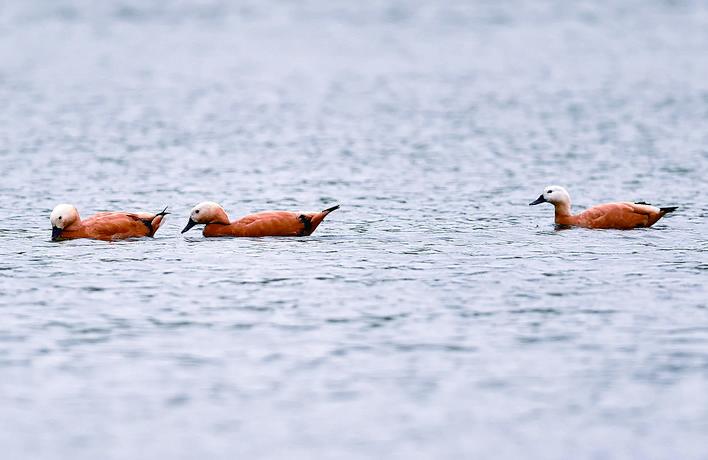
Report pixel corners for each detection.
[149,206,170,236]
[321,204,340,215]
[659,206,678,215]
[302,205,340,236]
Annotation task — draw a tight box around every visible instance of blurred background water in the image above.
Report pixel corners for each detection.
[1,1,707,458]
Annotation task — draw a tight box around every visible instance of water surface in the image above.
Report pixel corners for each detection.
[1,1,707,459]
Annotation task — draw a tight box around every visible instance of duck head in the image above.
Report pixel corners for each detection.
[182,201,229,233]
[50,204,80,240]
[529,185,571,208]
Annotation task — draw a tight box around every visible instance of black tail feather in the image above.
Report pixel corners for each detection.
[322,205,340,214]
[635,202,678,215]
[155,206,170,217]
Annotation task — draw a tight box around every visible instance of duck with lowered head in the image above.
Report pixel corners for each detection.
[181,202,339,237]
[50,204,169,241]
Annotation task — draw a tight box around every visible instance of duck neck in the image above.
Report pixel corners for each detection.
[211,208,231,225]
[553,202,573,225]
[66,215,83,231]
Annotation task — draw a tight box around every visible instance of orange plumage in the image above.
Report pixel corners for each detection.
[50,204,169,241]
[182,202,339,237]
[556,202,673,229]
[529,186,677,229]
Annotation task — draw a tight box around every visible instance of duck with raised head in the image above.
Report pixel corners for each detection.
[181,202,339,237]
[529,186,677,229]
[50,204,169,241]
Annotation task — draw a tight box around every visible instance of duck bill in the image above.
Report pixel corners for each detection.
[529,195,547,206]
[181,219,198,234]
[51,226,63,240]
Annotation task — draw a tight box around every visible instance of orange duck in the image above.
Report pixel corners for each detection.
[50,204,169,241]
[181,202,339,237]
[529,186,677,229]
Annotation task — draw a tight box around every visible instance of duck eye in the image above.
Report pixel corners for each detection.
[547,190,553,194]
[195,210,200,214]
[58,216,62,220]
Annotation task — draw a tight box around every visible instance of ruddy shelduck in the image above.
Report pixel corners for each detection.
[181,202,339,237]
[50,204,169,241]
[529,186,677,229]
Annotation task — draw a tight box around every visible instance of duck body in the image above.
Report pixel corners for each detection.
[182,202,339,237]
[51,205,169,241]
[555,202,677,229]
[530,186,676,230]
[203,211,321,237]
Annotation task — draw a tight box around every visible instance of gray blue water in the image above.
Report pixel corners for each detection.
[1,1,708,458]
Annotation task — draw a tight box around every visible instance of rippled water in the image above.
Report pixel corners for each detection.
[1,1,708,458]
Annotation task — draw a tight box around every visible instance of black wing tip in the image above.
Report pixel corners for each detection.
[636,202,678,215]
[298,214,313,236]
[155,206,170,217]
[322,205,340,214]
